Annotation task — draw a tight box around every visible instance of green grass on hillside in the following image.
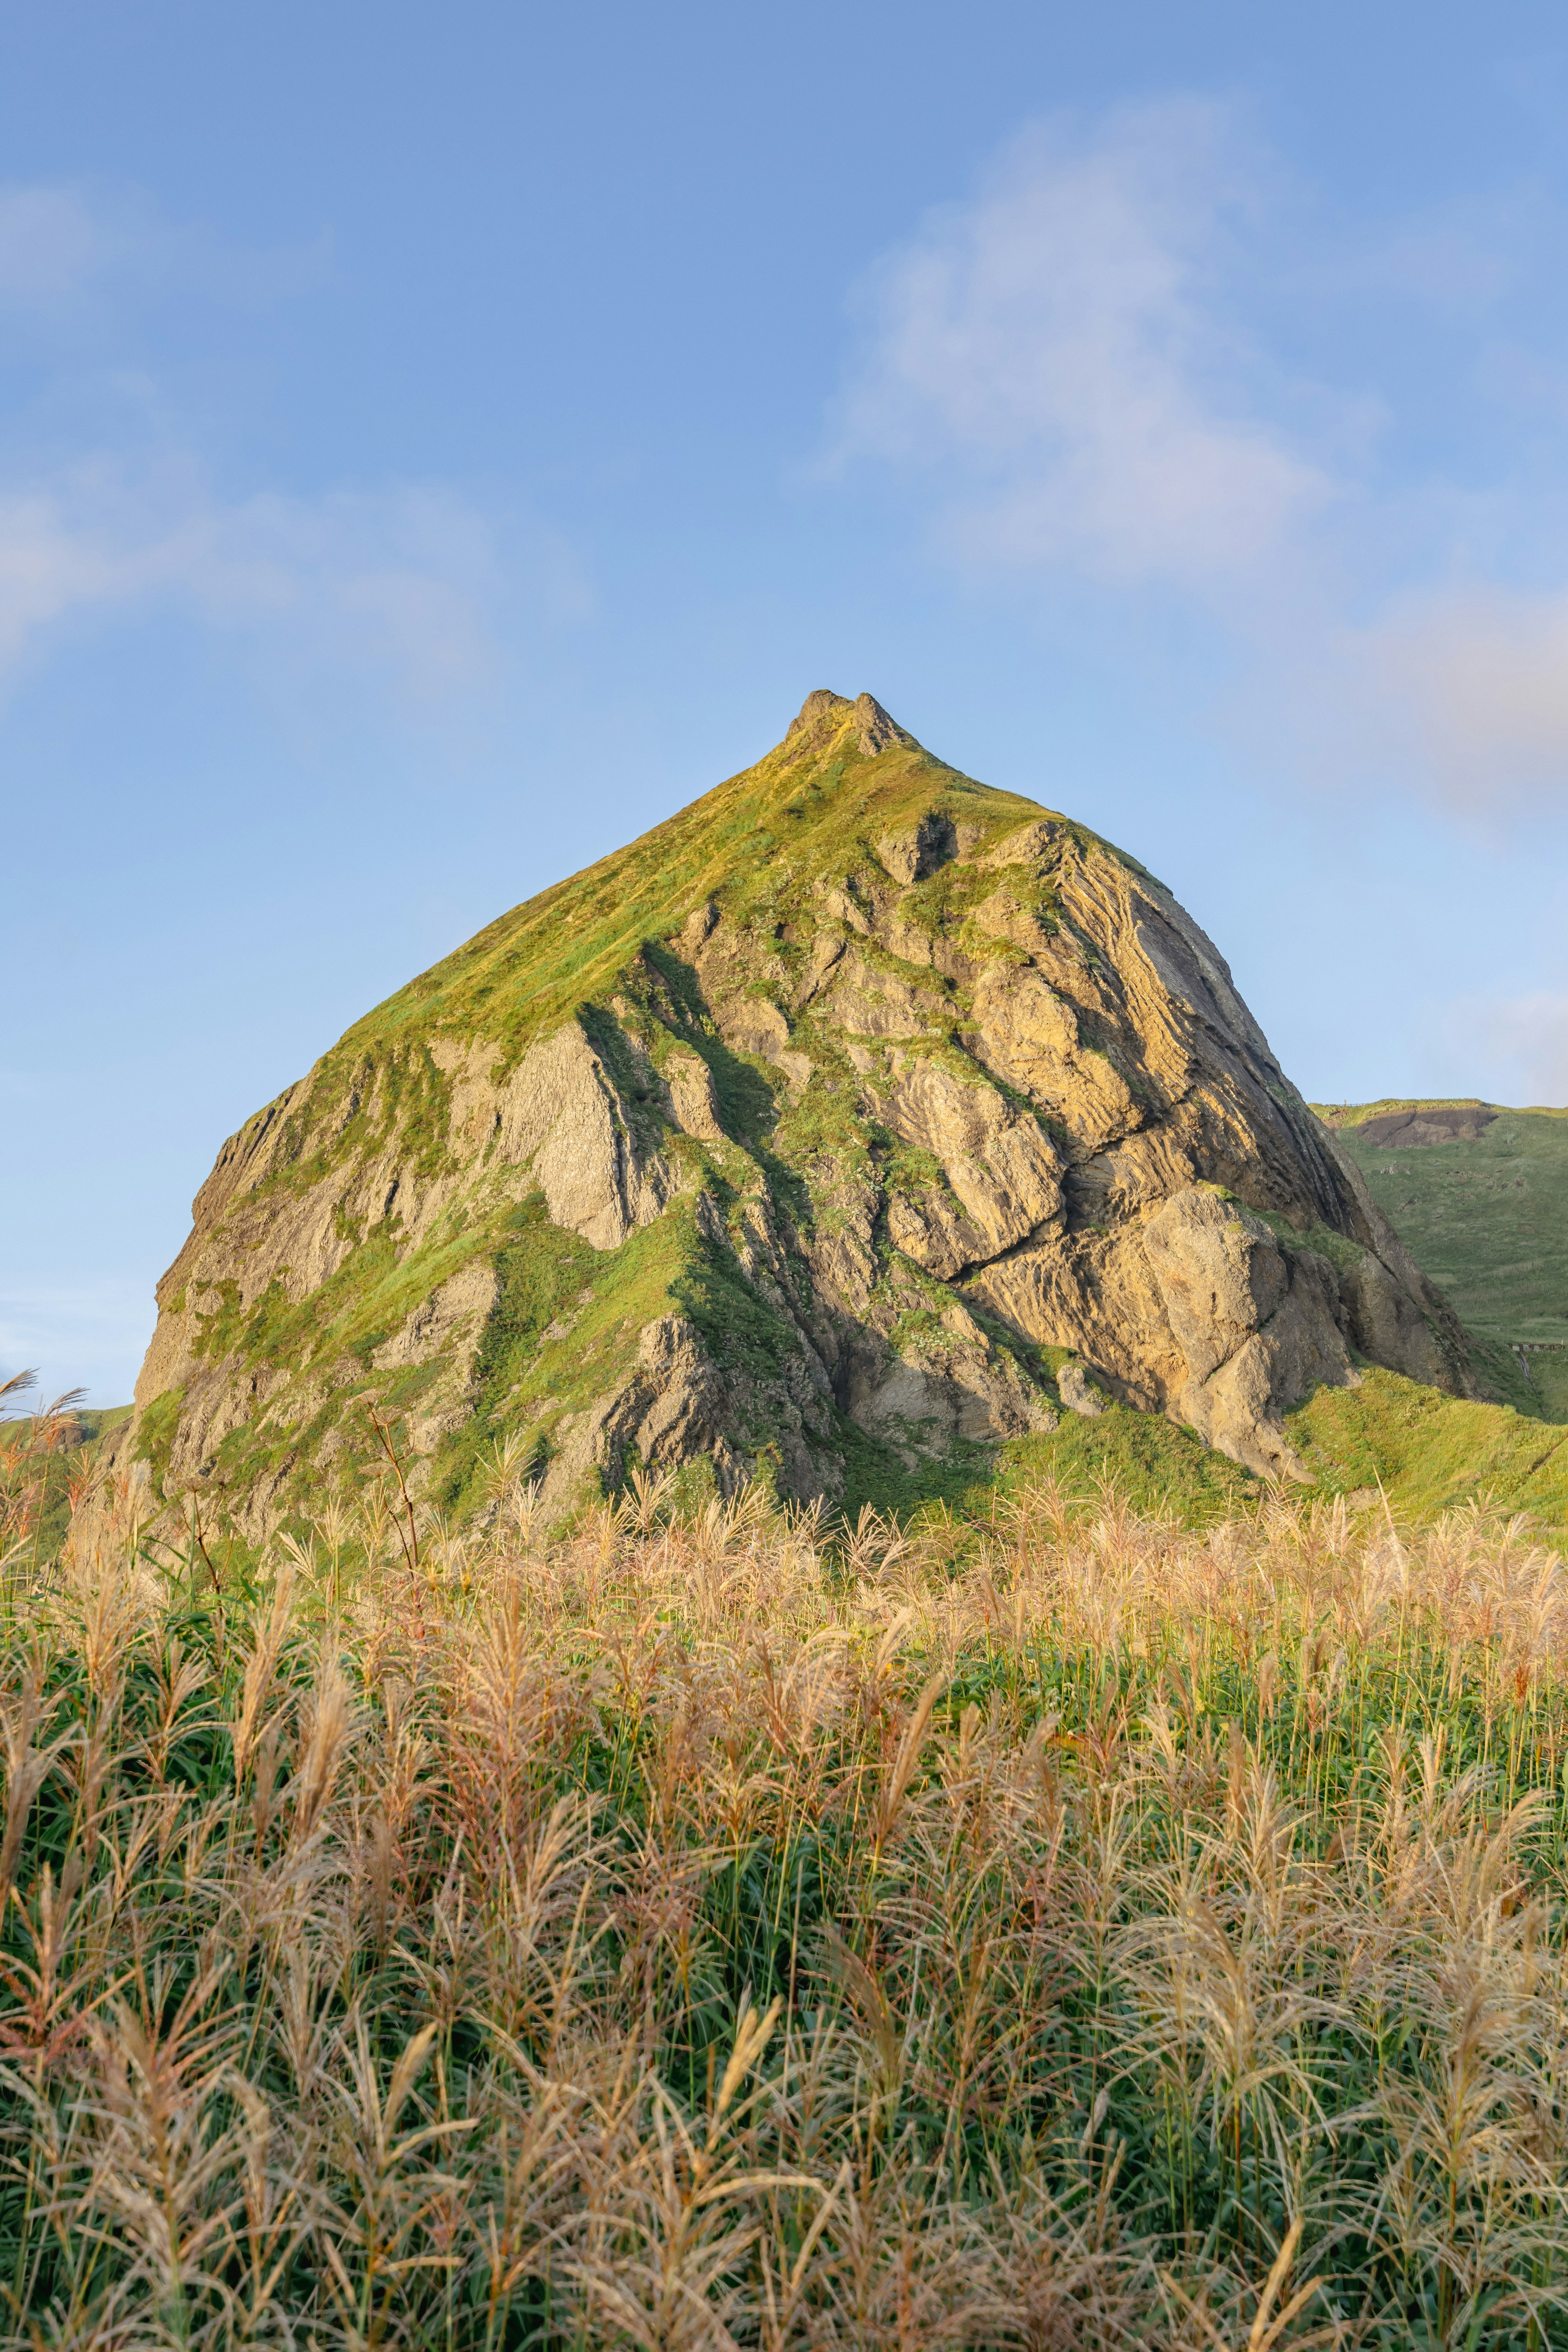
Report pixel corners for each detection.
[1290,1363,1568,1523]
[849,1396,1259,1529]
[949,1367,1568,1542]
[1320,1098,1568,1420]
[337,719,1061,1074]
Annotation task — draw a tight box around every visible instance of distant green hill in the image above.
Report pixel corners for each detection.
[4,1404,134,1447]
[3,1403,133,1449]
[1314,1100,1568,1422]
[67,1405,134,1443]
[2,1404,132,1562]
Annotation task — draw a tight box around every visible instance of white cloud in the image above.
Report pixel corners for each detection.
[0,187,117,304]
[0,460,503,697]
[1354,587,1568,814]
[833,100,1330,585]
[829,105,1568,821]
[0,180,324,314]
[0,180,507,702]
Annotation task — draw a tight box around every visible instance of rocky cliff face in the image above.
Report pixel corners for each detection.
[84,690,1476,1546]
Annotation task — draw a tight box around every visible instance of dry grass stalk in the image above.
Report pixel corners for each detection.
[0,1477,1559,2341]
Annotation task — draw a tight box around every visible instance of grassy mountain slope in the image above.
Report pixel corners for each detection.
[342,722,1063,1062]
[852,1366,1568,1539]
[1318,1099,1568,1422]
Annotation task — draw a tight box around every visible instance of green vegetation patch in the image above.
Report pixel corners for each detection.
[1288,1363,1568,1530]
[993,1404,1257,1523]
[131,1386,184,1503]
[1249,1207,1367,1278]
[839,1365,1568,1540]
[836,1416,1001,1521]
[1324,1099,1568,1419]
[192,1214,505,1375]
[315,712,1094,1077]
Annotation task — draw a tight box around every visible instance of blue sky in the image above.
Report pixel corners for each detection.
[7,0,1568,1403]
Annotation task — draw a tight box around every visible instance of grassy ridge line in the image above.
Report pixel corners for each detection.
[2,1405,131,1442]
[9,1479,1568,2344]
[334,720,1048,1064]
[1313,1096,1568,1123]
[1316,1098,1568,1426]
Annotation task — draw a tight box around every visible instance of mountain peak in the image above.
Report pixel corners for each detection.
[785,688,850,736]
[82,694,1478,1550]
[784,688,906,755]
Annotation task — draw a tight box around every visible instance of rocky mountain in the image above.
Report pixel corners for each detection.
[86,690,1477,1546]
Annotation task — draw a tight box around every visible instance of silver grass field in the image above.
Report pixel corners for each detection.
[7,1394,1568,2346]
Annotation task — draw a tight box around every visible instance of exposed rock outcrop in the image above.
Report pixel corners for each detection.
[1143,1189,1353,1480]
[80,689,1478,1552]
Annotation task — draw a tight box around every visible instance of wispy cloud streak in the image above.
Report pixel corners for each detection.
[833,101,1568,818]
[833,101,1328,585]
[0,462,502,695]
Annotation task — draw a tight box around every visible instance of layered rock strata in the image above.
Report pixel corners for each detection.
[83,689,1476,1546]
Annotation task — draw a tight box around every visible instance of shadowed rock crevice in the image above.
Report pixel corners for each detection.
[81,690,1481,1546]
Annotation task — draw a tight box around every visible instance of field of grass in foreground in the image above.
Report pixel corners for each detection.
[4,1457,1568,2350]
